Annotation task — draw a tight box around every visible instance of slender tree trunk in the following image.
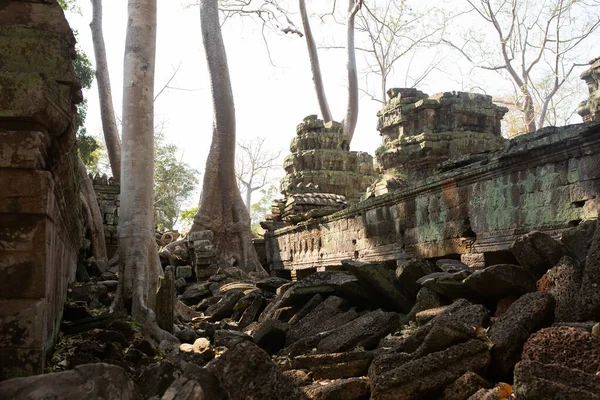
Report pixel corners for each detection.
[90,0,122,181]
[112,0,174,343]
[77,157,108,261]
[299,0,333,123]
[344,0,361,141]
[245,185,252,215]
[522,91,537,133]
[191,0,267,277]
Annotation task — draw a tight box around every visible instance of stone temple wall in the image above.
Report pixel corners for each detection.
[92,175,120,260]
[0,1,82,379]
[266,121,600,278]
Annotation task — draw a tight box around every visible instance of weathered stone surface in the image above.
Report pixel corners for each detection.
[521,326,600,374]
[288,294,324,325]
[371,340,491,400]
[182,363,227,400]
[561,220,597,263]
[463,264,537,298]
[282,369,313,387]
[301,377,369,400]
[0,363,139,400]
[510,231,570,277]
[286,296,355,345]
[579,57,600,122]
[208,341,309,399]
[537,256,583,321]
[487,292,555,377]
[417,271,478,300]
[253,319,289,355]
[213,329,252,348]
[343,260,413,313]
[514,360,600,400]
[413,317,477,358]
[316,310,401,353]
[436,259,470,273]
[256,277,292,294]
[280,271,372,307]
[179,282,212,306]
[434,298,490,328]
[161,378,204,400]
[291,351,374,380]
[442,372,491,400]
[396,256,439,296]
[137,360,177,398]
[581,220,600,320]
[238,296,264,329]
[205,290,244,321]
[406,287,444,321]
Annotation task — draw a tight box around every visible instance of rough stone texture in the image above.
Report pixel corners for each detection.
[161,378,204,400]
[560,220,597,263]
[316,310,401,353]
[92,175,120,259]
[537,256,584,321]
[510,231,571,277]
[208,341,309,400]
[301,377,370,400]
[578,57,600,122]
[253,319,289,355]
[0,0,83,379]
[521,326,600,374]
[291,351,373,380]
[581,220,600,320]
[182,363,227,400]
[406,287,444,321]
[487,292,555,378]
[0,363,139,399]
[371,340,491,400]
[463,264,537,298]
[342,260,413,312]
[442,372,492,400]
[514,360,600,400]
[396,256,439,297]
[266,122,600,281]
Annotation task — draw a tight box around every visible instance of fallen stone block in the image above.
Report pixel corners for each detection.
[510,231,570,277]
[291,351,373,380]
[301,377,369,400]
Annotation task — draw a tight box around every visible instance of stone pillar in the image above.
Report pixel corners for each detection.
[156,267,175,334]
[92,175,120,259]
[578,57,600,122]
[0,2,82,379]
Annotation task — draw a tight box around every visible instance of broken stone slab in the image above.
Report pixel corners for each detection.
[560,219,597,263]
[156,266,175,334]
[208,341,309,399]
[342,260,414,313]
[179,282,212,306]
[288,293,324,325]
[521,326,600,375]
[279,271,372,308]
[282,369,312,387]
[161,378,204,400]
[182,363,227,400]
[187,230,214,242]
[417,271,479,300]
[253,319,289,355]
[513,360,600,400]
[174,300,200,323]
[301,377,370,400]
[137,360,177,398]
[370,340,491,400]
[316,309,401,353]
[487,292,555,378]
[406,287,444,322]
[217,282,256,294]
[285,296,357,346]
[462,263,537,298]
[0,363,139,400]
[213,329,252,348]
[238,296,265,329]
[510,231,570,277]
[291,351,374,380]
[205,290,244,321]
[175,265,193,280]
[436,259,470,273]
[256,277,292,294]
[442,372,492,400]
[412,317,478,359]
[60,312,127,335]
[396,256,439,297]
[537,256,584,322]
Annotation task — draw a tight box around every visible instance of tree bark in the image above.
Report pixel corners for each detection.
[191,0,267,277]
[344,0,361,141]
[299,0,333,123]
[77,157,107,261]
[90,0,122,181]
[113,0,175,343]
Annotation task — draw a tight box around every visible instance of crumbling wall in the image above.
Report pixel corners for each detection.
[92,175,120,259]
[267,122,600,276]
[0,1,82,379]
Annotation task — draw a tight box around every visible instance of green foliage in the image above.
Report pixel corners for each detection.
[179,206,198,227]
[154,133,200,230]
[74,50,94,90]
[249,184,279,236]
[58,0,81,14]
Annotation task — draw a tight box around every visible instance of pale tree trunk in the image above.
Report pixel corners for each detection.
[299,0,332,123]
[344,0,361,141]
[112,0,175,343]
[191,0,267,277]
[90,0,122,181]
[77,157,107,261]
[245,184,252,215]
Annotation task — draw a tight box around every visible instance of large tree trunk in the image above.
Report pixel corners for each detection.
[191,0,266,277]
[77,157,107,261]
[90,0,122,181]
[343,0,361,141]
[112,0,174,343]
[299,0,333,123]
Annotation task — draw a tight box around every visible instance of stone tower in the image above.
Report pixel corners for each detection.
[578,57,600,122]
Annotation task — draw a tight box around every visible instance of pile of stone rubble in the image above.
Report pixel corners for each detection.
[1,222,599,400]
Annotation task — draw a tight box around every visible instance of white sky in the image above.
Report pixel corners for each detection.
[63,0,597,207]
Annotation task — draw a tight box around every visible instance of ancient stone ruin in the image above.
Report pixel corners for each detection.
[92,174,120,259]
[1,3,600,400]
[579,56,600,123]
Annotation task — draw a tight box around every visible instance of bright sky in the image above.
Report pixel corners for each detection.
[63,0,597,207]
